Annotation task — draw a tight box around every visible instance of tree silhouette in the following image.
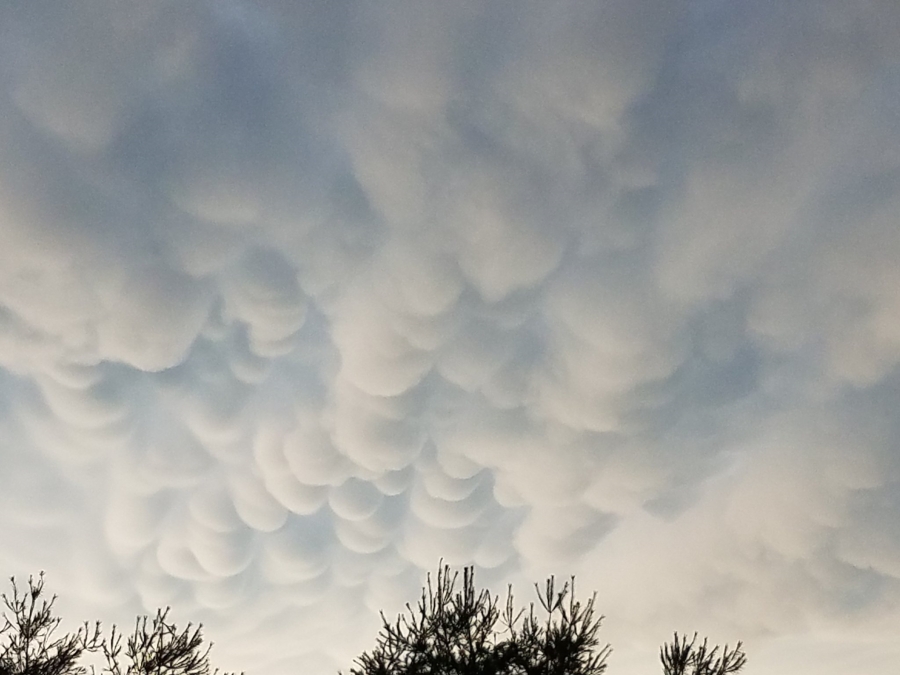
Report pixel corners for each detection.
[0,570,748,675]
[0,575,230,675]
[0,574,101,675]
[347,564,611,675]
[349,564,748,675]
[100,609,222,675]
[659,633,746,675]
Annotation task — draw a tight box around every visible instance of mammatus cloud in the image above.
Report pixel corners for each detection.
[0,1,899,674]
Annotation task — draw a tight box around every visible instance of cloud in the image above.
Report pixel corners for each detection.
[0,2,898,675]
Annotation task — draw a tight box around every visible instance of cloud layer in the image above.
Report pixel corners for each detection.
[0,1,899,673]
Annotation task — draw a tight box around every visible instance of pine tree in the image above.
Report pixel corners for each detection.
[349,564,748,675]
[659,633,746,675]
[347,564,611,675]
[0,575,230,675]
[0,574,101,675]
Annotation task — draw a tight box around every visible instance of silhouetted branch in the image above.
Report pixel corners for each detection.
[661,632,746,675]
[0,575,236,675]
[347,563,610,675]
[0,574,101,675]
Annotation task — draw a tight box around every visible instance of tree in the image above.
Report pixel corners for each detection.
[2,570,749,675]
[0,574,101,675]
[349,564,748,675]
[347,564,611,675]
[659,633,746,675]
[100,609,221,675]
[0,575,229,675]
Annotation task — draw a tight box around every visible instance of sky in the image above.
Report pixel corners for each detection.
[0,1,898,673]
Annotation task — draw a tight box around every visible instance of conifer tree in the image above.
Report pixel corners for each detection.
[0,575,230,675]
[348,565,611,675]
[659,633,746,675]
[348,564,748,675]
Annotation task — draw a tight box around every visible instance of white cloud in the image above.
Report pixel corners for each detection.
[0,2,898,675]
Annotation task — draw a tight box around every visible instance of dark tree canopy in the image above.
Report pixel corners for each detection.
[348,565,611,675]
[660,633,746,675]
[0,575,229,675]
[100,609,219,675]
[349,564,747,675]
[0,574,101,675]
[0,570,748,675]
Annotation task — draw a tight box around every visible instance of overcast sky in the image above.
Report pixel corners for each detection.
[0,1,898,673]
